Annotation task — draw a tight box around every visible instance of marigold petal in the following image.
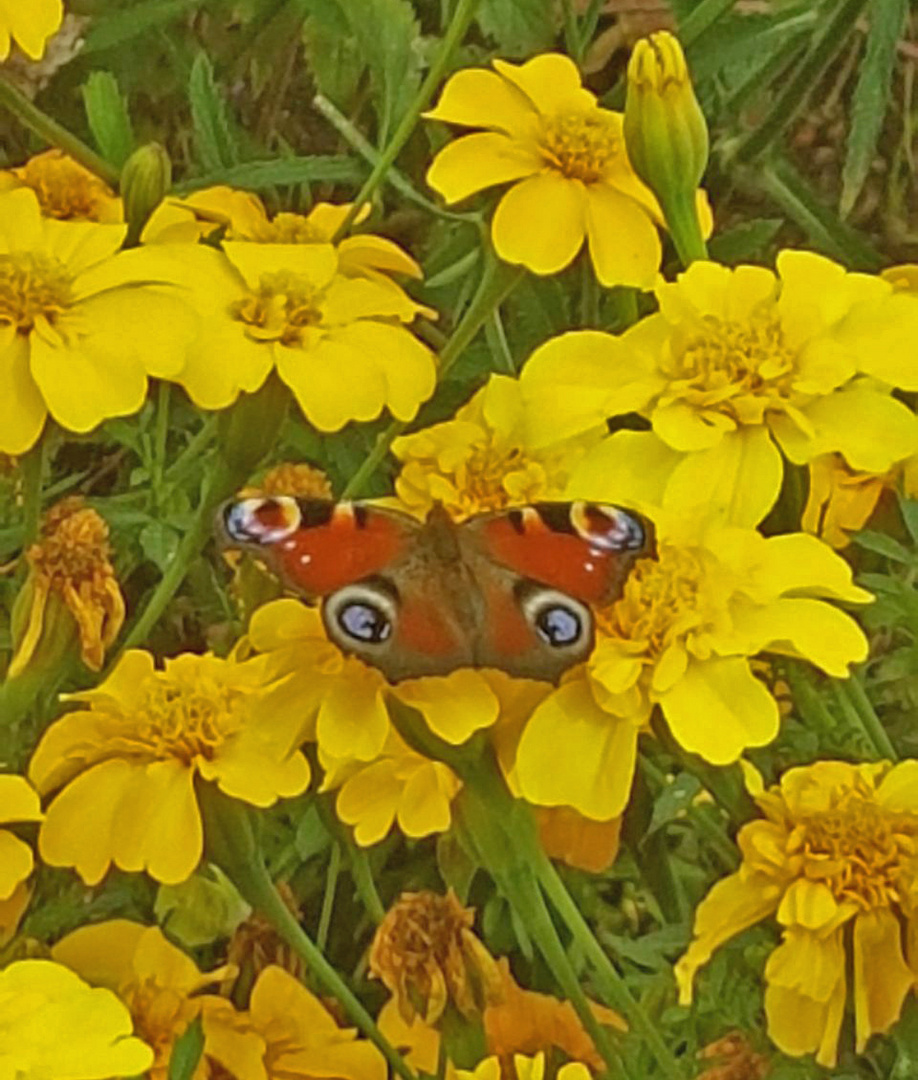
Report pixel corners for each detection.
[660,658,779,764]
[276,337,387,430]
[200,1002,267,1080]
[202,734,311,808]
[339,234,422,278]
[426,132,542,203]
[0,830,33,901]
[0,188,43,250]
[50,919,147,989]
[566,430,682,507]
[424,67,538,135]
[337,760,401,846]
[222,241,337,292]
[247,598,326,651]
[491,54,596,115]
[853,908,914,1052]
[516,679,640,819]
[0,774,43,825]
[398,763,457,839]
[776,878,838,930]
[492,174,585,276]
[178,323,273,408]
[835,290,918,390]
[876,760,918,812]
[0,332,46,454]
[43,218,126,277]
[651,400,733,451]
[333,321,436,423]
[753,532,874,603]
[394,669,499,744]
[317,668,389,762]
[584,184,661,289]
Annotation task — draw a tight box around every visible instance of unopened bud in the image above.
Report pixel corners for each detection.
[120,143,172,246]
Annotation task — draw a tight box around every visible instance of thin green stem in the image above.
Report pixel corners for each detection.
[660,189,709,267]
[316,842,341,952]
[832,678,897,761]
[678,0,739,47]
[19,438,46,550]
[0,76,120,183]
[331,0,482,240]
[345,845,386,924]
[484,308,515,374]
[152,381,171,512]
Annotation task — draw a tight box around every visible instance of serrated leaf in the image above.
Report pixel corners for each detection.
[176,155,363,192]
[189,52,238,174]
[334,0,422,141]
[140,522,181,571]
[168,1016,204,1080]
[82,71,134,168]
[840,0,907,217]
[476,0,557,57]
[302,7,364,115]
[83,0,204,53]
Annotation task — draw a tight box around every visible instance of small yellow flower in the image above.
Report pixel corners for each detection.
[51,919,232,1080]
[0,149,122,222]
[146,241,435,430]
[28,650,311,885]
[515,518,871,819]
[0,957,153,1080]
[521,253,918,526]
[9,497,125,677]
[370,890,502,1025]
[425,52,710,287]
[0,774,42,900]
[248,599,501,765]
[390,374,601,520]
[676,760,918,1068]
[0,187,197,454]
[322,730,461,846]
[202,964,387,1080]
[0,0,63,60]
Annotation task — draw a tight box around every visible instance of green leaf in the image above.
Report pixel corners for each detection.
[707,218,783,263]
[175,155,363,192]
[840,0,908,216]
[852,529,914,563]
[476,0,557,57]
[83,0,205,53]
[900,497,918,546]
[302,6,364,116]
[82,72,134,168]
[188,52,238,174]
[140,521,181,571]
[333,0,423,141]
[168,1016,204,1080]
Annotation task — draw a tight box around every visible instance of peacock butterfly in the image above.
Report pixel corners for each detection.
[219,498,653,683]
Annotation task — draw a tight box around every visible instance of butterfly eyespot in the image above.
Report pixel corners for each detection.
[536,605,582,647]
[220,497,301,544]
[336,601,393,644]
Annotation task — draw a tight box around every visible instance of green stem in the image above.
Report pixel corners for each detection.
[659,189,708,267]
[345,844,386,924]
[152,381,171,512]
[19,438,46,550]
[316,842,341,952]
[678,0,739,47]
[0,76,120,184]
[331,0,482,241]
[833,677,897,761]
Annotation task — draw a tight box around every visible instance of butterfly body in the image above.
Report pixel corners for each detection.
[221,497,652,683]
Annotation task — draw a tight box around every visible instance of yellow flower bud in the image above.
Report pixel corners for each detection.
[119,142,172,245]
[624,31,709,264]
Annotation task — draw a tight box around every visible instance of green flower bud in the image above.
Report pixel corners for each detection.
[119,142,172,246]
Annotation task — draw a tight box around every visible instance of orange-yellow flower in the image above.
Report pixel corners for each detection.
[0,0,63,60]
[51,919,233,1079]
[0,774,42,900]
[0,149,122,222]
[514,516,871,820]
[28,650,311,885]
[9,497,125,677]
[425,53,710,288]
[676,760,918,1067]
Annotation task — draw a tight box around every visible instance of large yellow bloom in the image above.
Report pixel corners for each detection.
[203,964,387,1080]
[0,187,197,454]
[676,760,918,1068]
[521,253,918,526]
[145,241,435,430]
[51,919,232,1080]
[514,518,870,819]
[0,0,62,60]
[0,957,153,1080]
[390,374,601,520]
[248,599,501,765]
[425,53,709,288]
[0,774,42,899]
[28,650,311,885]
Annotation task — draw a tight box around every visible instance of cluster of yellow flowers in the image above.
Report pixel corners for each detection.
[4,7,918,1079]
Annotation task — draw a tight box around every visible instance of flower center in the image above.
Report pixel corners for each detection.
[0,252,73,333]
[248,212,326,244]
[792,788,918,911]
[595,547,706,656]
[452,445,547,517]
[30,498,113,589]
[230,271,324,346]
[666,312,799,419]
[18,156,115,220]
[538,110,620,183]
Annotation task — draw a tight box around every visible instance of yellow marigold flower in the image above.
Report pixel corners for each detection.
[51,919,232,1079]
[142,184,267,243]
[391,374,601,520]
[28,650,311,885]
[248,599,501,764]
[802,451,918,549]
[202,964,387,1080]
[0,0,62,60]
[0,187,197,454]
[0,774,42,900]
[146,241,435,430]
[0,149,122,222]
[425,53,710,288]
[250,460,334,499]
[0,957,153,1079]
[521,253,918,527]
[458,1053,590,1080]
[370,890,502,1025]
[9,497,124,677]
[322,730,461,846]
[676,759,918,1068]
[515,518,871,819]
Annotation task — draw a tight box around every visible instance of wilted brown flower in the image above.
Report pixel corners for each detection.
[695,1032,770,1080]
[225,881,304,988]
[9,497,124,676]
[369,890,502,1025]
